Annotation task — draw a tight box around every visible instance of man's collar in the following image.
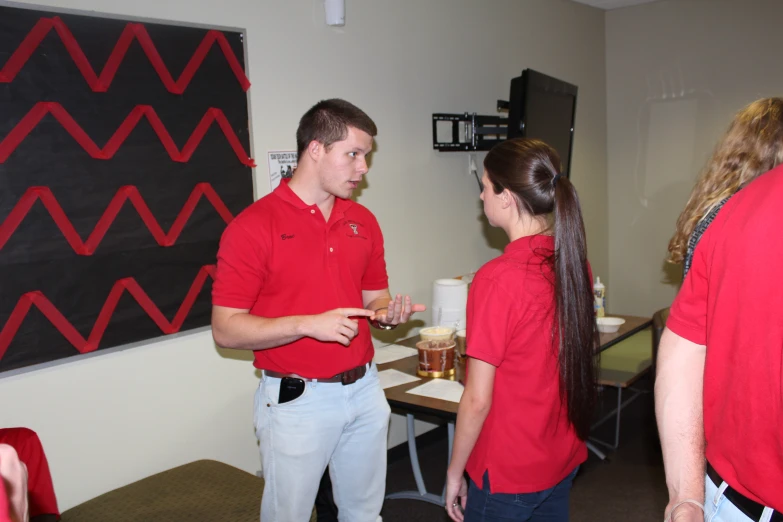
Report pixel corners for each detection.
[273,178,354,215]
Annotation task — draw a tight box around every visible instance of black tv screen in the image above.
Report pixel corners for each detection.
[508,69,578,177]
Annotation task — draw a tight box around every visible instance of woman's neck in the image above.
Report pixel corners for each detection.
[505,215,550,243]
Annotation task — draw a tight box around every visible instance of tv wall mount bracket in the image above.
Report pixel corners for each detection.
[432,100,511,151]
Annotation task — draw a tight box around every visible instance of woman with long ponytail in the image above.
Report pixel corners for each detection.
[445,138,598,522]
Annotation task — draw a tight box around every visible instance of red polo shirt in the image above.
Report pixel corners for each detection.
[212,179,388,378]
[668,164,783,511]
[465,235,586,494]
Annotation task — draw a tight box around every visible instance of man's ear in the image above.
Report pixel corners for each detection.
[307,140,321,161]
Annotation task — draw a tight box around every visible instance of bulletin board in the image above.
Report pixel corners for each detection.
[0,6,255,372]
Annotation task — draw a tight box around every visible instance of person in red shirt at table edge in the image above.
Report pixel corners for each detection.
[211,99,425,522]
[445,138,599,522]
[656,99,783,522]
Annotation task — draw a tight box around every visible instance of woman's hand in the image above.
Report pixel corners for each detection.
[444,471,468,521]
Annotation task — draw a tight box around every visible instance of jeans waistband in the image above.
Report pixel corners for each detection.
[707,462,782,522]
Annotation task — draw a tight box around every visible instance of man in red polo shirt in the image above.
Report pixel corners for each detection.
[656,164,783,522]
[212,99,424,522]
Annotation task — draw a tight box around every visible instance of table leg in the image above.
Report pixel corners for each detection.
[440,422,455,499]
[385,414,449,506]
[586,440,607,460]
[448,421,454,461]
[590,387,646,451]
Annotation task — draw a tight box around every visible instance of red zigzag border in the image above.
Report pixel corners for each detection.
[0,102,256,166]
[0,265,216,360]
[0,183,234,255]
[0,16,250,93]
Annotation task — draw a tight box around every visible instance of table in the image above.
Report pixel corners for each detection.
[378,314,652,506]
[597,314,653,353]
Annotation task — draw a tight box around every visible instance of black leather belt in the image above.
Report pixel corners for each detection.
[707,462,782,522]
[264,363,368,386]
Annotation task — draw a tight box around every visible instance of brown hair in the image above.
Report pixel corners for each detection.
[668,97,783,263]
[484,138,599,440]
[296,99,377,160]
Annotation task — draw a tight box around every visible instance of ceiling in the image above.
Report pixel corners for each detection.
[570,0,662,10]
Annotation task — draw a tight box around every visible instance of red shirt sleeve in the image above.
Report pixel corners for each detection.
[667,230,711,345]
[212,220,268,309]
[465,273,519,367]
[361,212,389,291]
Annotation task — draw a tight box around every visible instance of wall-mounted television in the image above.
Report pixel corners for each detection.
[508,69,578,178]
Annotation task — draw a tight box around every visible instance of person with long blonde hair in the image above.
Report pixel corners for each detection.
[668,97,783,276]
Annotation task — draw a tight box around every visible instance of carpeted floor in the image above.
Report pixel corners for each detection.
[381,375,668,521]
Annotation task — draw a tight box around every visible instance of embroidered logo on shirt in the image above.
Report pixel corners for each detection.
[343,220,367,239]
[281,234,295,240]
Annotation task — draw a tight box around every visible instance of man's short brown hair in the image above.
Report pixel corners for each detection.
[296,99,377,160]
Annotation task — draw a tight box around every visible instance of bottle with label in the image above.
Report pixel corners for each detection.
[593,276,606,317]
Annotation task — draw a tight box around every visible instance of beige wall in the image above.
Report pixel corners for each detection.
[606,0,783,315]
[0,0,607,509]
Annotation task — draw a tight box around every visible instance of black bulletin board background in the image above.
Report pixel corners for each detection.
[0,6,254,372]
